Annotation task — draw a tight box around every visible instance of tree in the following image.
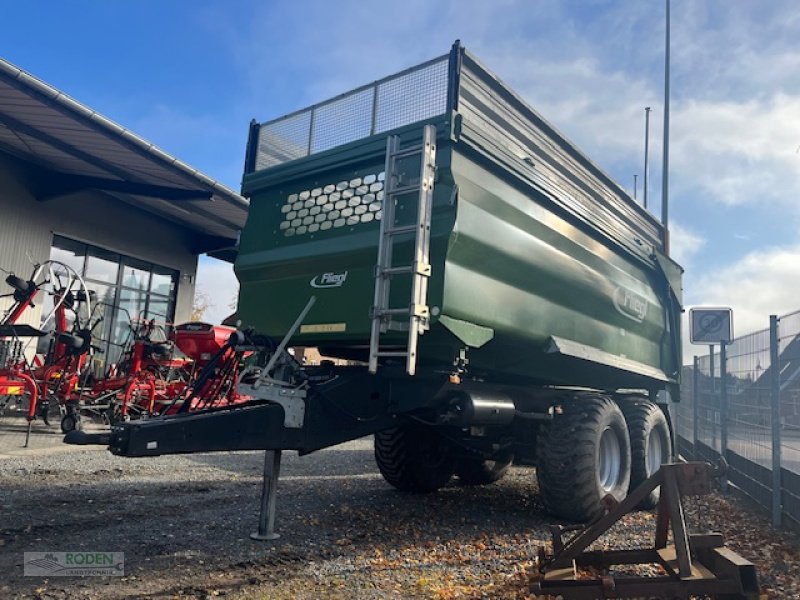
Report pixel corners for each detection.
[190,291,211,322]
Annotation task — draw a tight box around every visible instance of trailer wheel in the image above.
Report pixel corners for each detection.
[536,395,631,522]
[619,398,671,509]
[60,412,82,433]
[106,402,124,426]
[455,449,513,485]
[374,425,455,493]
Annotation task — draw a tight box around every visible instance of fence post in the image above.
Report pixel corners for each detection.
[769,315,782,527]
[692,355,699,458]
[719,342,728,491]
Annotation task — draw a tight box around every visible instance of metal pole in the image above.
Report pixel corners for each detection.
[661,0,671,254]
[709,344,716,451]
[250,449,282,541]
[709,344,715,393]
[692,355,699,458]
[720,342,728,469]
[644,106,651,209]
[769,315,783,527]
[633,174,638,200]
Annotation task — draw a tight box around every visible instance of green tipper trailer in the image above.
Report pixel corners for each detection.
[71,42,683,523]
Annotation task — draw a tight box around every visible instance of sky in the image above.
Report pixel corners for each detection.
[3,0,799,362]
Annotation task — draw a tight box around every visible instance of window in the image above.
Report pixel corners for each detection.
[46,235,179,368]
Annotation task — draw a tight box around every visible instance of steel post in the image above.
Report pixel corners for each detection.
[719,341,728,491]
[709,344,715,392]
[250,449,282,541]
[643,106,651,209]
[709,345,716,451]
[692,355,699,457]
[769,315,782,527]
[661,0,671,254]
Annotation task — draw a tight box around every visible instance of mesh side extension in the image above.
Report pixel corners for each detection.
[374,60,448,134]
[311,88,373,154]
[255,57,448,170]
[256,111,312,171]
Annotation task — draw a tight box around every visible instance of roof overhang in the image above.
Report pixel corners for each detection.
[0,57,248,259]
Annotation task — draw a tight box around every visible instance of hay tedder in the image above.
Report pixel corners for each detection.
[0,261,254,445]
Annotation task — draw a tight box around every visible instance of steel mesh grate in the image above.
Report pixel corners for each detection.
[254,57,448,170]
[779,310,800,466]
[374,59,449,134]
[726,329,772,469]
[256,111,312,170]
[311,88,374,154]
[677,308,800,487]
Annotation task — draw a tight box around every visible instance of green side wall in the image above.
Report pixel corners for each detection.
[236,123,681,390]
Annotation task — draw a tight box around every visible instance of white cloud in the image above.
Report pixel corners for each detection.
[670,95,800,207]
[669,221,706,269]
[682,243,800,362]
[694,244,800,331]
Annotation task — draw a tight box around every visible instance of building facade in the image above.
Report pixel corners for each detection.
[0,57,247,366]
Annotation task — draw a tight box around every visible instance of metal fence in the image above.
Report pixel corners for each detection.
[676,310,800,530]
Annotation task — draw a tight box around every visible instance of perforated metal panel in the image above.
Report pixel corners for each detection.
[277,172,384,237]
[255,56,448,170]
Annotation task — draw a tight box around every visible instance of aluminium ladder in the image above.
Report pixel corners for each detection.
[368,124,437,376]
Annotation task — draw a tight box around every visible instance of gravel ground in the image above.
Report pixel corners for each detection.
[1,415,798,599]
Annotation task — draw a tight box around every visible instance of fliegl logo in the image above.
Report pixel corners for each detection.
[613,287,649,323]
[310,271,348,289]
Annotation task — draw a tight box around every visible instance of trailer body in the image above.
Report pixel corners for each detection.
[236,46,682,393]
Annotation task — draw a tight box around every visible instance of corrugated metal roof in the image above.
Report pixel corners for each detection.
[0,56,248,252]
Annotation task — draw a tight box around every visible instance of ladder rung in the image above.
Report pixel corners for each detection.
[374,305,429,318]
[379,263,431,277]
[391,146,423,160]
[374,307,411,316]
[384,224,418,236]
[375,351,408,357]
[381,265,412,275]
[388,183,424,196]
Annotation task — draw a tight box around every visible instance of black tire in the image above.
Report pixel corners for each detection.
[374,424,455,492]
[455,449,513,485]
[106,402,124,426]
[619,398,672,509]
[60,412,81,433]
[536,395,631,522]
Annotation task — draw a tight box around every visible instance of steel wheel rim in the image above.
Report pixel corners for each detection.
[645,427,663,477]
[598,426,622,492]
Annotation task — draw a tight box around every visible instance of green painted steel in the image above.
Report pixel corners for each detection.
[236,45,682,394]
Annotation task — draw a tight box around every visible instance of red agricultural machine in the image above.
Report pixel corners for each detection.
[0,261,254,445]
[0,260,95,442]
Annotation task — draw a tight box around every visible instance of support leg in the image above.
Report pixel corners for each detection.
[250,449,282,541]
